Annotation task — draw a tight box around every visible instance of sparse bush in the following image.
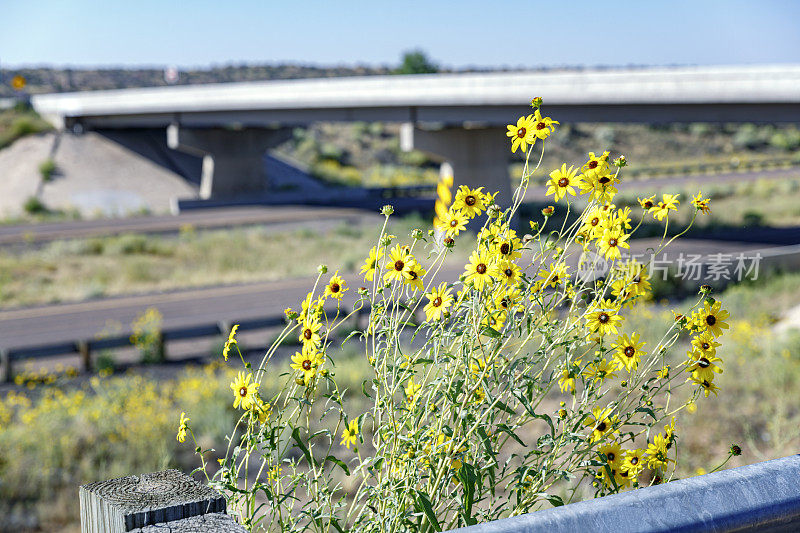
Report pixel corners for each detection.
[23,196,46,215]
[38,158,56,182]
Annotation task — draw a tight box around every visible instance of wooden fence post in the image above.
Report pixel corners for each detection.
[77,341,92,373]
[79,469,244,533]
[0,349,11,383]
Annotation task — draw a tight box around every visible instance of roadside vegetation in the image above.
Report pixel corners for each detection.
[0,214,473,309]
[0,105,52,150]
[1,271,798,531]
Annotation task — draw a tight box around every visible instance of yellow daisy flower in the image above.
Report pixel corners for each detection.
[360,246,384,281]
[341,419,359,449]
[583,357,617,383]
[384,244,411,284]
[291,349,322,385]
[692,191,711,214]
[646,433,673,470]
[539,262,569,288]
[299,316,322,349]
[438,209,468,237]
[222,324,239,361]
[506,114,536,153]
[405,378,422,409]
[531,109,559,140]
[463,250,496,291]
[584,406,619,443]
[546,164,583,201]
[691,330,721,358]
[324,271,347,300]
[649,193,680,221]
[638,195,656,209]
[685,349,723,383]
[423,282,454,322]
[612,333,645,372]
[230,372,259,410]
[495,259,522,286]
[403,259,426,292]
[692,300,730,337]
[452,185,487,218]
[622,448,646,475]
[581,151,610,179]
[689,375,720,397]
[598,229,630,260]
[559,359,582,394]
[176,412,190,443]
[586,300,624,336]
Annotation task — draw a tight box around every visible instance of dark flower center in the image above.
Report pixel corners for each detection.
[644,201,653,208]
[588,161,598,169]
[591,217,600,226]
[536,122,546,130]
[607,452,616,462]
[394,260,405,271]
[302,359,312,371]
[698,357,710,368]
[517,127,526,138]
[476,263,487,274]
[504,268,513,277]
[596,421,607,432]
[409,271,418,280]
[450,219,458,227]
[598,313,610,324]
[239,387,248,397]
[599,176,611,184]
[465,195,477,206]
[702,342,710,350]
[706,315,716,326]
[303,329,313,340]
[330,283,340,293]
[609,238,618,247]
[433,297,442,307]
[500,243,510,255]
[558,178,569,187]
[624,346,635,358]
[630,457,639,465]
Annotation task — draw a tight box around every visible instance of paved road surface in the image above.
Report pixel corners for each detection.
[0,239,769,354]
[0,206,378,246]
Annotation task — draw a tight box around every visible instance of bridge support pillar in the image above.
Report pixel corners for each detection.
[400,125,512,207]
[167,124,292,199]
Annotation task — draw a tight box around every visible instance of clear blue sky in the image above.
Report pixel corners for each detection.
[2,0,799,69]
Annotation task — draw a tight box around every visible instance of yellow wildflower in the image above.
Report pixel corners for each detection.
[452,186,487,218]
[423,282,454,322]
[222,324,239,361]
[506,114,536,153]
[649,193,680,221]
[230,372,259,410]
[546,164,583,201]
[324,271,347,300]
[176,412,189,443]
[341,419,359,449]
[360,246,384,281]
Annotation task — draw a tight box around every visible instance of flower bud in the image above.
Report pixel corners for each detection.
[358,287,368,296]
[411,228,423,240]
[613,155,627,168]
[730,444,742,456]
[380,205,394,216]
[699,285,712,294]
[318,264,328,274]
[542,206,554,217]
[444,237,455,248]
[530,96,543,108]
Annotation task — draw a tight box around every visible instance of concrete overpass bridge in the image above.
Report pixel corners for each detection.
[30,65,800,203]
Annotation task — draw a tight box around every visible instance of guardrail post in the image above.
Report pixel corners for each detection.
[156,332,166,363]
[76,341,92,373]
[79,469,245,533]
[0,349,11,383]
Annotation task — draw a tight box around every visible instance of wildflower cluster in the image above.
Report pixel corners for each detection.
[191,103,726,531]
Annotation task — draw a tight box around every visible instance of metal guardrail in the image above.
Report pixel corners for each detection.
[0,314,286,382]
[451,454,800,533]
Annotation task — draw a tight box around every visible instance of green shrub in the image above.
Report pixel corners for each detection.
[38,158,56,182]
[23,196,46,214]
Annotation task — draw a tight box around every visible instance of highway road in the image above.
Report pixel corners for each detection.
[0,238,768,355]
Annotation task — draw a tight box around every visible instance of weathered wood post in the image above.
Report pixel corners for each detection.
[0,349,11,383]
[77,340,92,373]
[79,469,245,532]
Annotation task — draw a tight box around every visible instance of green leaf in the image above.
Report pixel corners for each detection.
[458,463,478,526]
[414,490,442,532]
[291,427,315,466]
[497,423,525,446]
[324,455,350,476]
[481,327,501,338]
[493,400,516,415]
